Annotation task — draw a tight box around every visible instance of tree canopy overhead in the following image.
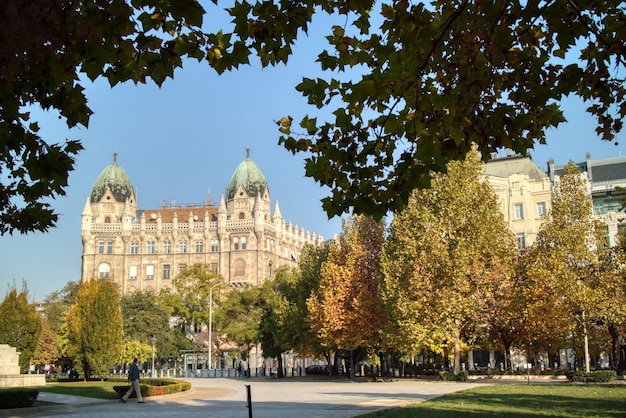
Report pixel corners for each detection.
[2,0,624,233]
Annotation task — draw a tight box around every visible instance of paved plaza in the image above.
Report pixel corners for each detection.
[4,377,486,418]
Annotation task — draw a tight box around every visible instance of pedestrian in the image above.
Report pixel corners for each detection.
[121,358,144,403]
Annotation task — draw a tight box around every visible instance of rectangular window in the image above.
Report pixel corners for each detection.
[163,264,170,280]
[514,203,524,220]
[146,265,154,280]
[146,241,155,254]
[536,202,546,217]
[233,237,239,250]
[130,242,139,254]
[195,240,203,253]
[98,241,105,254]
[179,240,187,253]
[516,233,526,249]
[129,265,138,280]
[163,241,171,254]
[241,237,247,250]
[211,240,219,252]
[178,264,187,273]
[211,263,218,274]
[106,240,113,254]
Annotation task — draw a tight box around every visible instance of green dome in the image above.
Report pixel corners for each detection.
[90,152,134,203]
[227,148,269,200]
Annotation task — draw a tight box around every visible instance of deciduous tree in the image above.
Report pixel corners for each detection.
[0,283,42,372]
[526,162,617,373]
[32,318,60,373]
[381,150,516,374]
[307,215,386,373]
[172,264,223,331]
[63,279,123,379]
[121,289,191,362]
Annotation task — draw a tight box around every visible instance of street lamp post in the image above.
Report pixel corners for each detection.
[208,282,226,370]
[151,336,157,378]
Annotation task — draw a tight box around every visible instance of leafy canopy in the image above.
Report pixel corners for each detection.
[2,0,624,232]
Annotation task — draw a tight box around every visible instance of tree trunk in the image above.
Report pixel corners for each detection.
[276,355,284,378]
[454,325,461,375]
[608,323,620,371]
[582,311,591,373]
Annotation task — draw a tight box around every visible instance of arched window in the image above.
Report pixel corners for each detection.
[104,216,111,223]
[98,263,110,279]
[268,262,273,278]
[238,212,245,219]
[234,259,245,277]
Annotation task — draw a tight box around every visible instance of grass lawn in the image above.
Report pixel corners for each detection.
[35,381,122,400]
[362,384,626,418]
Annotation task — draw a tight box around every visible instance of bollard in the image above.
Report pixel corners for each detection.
[245,384,253,418]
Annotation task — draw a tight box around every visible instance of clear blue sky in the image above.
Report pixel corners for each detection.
[1,12,625,301]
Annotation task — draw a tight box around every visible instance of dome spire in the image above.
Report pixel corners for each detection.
[90,151,135,203]
[226,147,269,200]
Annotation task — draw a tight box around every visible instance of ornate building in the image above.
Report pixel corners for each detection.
[484,154,553,249]
[81,148,323,294]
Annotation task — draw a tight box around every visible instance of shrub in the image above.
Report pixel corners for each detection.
[587,370,617,383]
[0,388,39,409]
[112,378,191,398]
[565,370,617,383]
[438,371,468,382]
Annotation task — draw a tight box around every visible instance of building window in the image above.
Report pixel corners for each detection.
[106,240,113,254]
[163,241,171,254]
[516,233,526,249]
[536,202,546,217]
[129,265,138,280]
[178,264,187,273]
[234,259,245,277]
[130,241,139,254]
[211,263,218,274]
[241,237,247,250]
[163,264,170,280]
[98,263,110,279]
[514,203,524,220]
[146,241,155,254]
[104,216,111,223]
[211,240,219,252]
[238,212,245,220]
[146,265,154,280]
[195,240,203,253]
[179,240,187,253]
[233,237,239,250]
[98,241,105,254]
[268,262,273,278]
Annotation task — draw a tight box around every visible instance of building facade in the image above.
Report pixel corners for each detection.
[484,154,553,249]
[548,153,626,247]
[81,148,323,294]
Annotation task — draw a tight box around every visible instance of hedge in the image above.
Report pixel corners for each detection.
[112,378,191,398]
[0,388,39,409]
[565,370,617,383]
[438,371,469,382]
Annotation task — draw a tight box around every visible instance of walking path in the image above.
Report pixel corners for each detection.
[2,377,486,418]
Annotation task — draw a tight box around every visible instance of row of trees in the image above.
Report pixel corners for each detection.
[2,149,625,377]
[0,279,194,378]
[204,150,626,377]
